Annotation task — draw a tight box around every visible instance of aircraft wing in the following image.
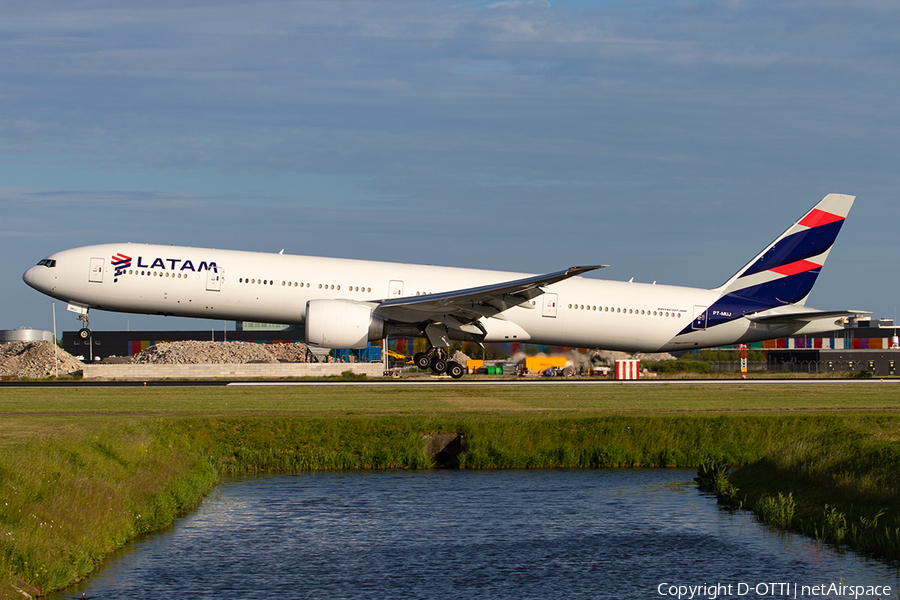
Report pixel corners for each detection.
[746,309,870,325]
[376,265,606,330]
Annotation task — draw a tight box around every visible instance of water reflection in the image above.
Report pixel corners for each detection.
[52,470,898,599]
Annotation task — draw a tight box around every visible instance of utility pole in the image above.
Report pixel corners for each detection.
[52,301,58,379]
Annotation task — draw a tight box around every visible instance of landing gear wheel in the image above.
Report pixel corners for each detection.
[447,361,464,379]
[431,358,448,374]
[76,310,91,341]
[414,352,431,370]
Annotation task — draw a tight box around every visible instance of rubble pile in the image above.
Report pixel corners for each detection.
[130,340,313,364]
[265,342,310,363]
[633,352,677,362]
[0,341,84,378]
[132,340,279,364]
[591,350,634,366]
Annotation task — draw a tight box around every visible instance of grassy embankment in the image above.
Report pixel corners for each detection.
[1,383,899,597]
[699,417,900,562]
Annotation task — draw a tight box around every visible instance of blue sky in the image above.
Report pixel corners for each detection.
[3,0,898,333]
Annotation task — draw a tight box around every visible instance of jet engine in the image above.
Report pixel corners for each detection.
[305,299,384,349]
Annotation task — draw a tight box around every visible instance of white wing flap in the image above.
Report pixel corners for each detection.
[376,265,606,323]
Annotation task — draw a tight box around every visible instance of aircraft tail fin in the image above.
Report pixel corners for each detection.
[713,193,855,309]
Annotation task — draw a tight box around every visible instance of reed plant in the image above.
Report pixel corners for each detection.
[755,492,796,529]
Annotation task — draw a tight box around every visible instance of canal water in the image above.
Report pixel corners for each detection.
[52,470,898,599]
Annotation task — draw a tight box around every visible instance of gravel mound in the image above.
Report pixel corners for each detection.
[633,352,677,362]
[132,340,279,364]
[131,340,312,364]
[266,342,310,363]
[0,341,84,378]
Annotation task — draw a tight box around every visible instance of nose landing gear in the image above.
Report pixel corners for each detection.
[76,311,91,341]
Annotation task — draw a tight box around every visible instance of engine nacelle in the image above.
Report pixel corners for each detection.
[305,299,384,349]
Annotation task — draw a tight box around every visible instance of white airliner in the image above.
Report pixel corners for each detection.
[23,194,865,378]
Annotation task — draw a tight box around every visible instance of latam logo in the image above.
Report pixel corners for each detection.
[112,253,219,283]
[111,253,132,282]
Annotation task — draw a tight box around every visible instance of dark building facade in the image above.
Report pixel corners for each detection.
[63,329,304,360]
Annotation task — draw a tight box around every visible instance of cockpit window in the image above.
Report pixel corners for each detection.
[37,259,57,268]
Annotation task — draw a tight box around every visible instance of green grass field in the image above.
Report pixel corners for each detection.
[3,381,899,416]
[1,382,899,597]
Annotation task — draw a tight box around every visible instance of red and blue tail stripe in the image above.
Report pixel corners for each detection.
[678,194,855,333]
[738,213,846,280]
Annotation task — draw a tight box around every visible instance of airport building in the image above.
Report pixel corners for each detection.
[714,318,899,377]
[63,328,304,360]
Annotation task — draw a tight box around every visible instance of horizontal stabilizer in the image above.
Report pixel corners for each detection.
[747,310,870,325]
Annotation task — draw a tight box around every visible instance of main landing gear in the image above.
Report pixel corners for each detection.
[414,348,465,379]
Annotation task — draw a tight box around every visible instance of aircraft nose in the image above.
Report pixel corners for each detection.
[23,265,37,288]
[23,265,50,292]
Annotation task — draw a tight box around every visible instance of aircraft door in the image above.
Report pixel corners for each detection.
[89,257,104,283]
[389,280,404,298]
[542,293,558,318]
[692,305,708,330]
[206,268,222,291]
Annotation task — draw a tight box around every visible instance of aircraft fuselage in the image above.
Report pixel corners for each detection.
[22,242,839,353]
